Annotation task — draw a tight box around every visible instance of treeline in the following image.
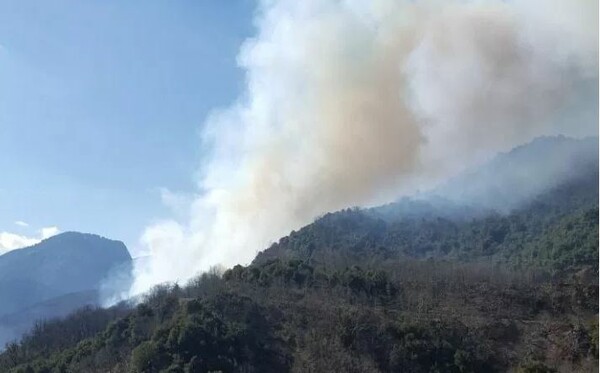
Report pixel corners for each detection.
[1,256,597,372]
[0,159,597,372]
[256,170,598,274]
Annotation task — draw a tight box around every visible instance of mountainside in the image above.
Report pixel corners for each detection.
[256,137,599,275]
[0,232,132,347]
[0,136,597,372]
[432,136,599,212]
[0,290,100,347]
[255,171,598,273]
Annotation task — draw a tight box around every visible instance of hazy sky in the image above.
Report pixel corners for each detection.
[0,0,255,252]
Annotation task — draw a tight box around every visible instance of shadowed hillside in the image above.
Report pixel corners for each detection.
[0,232,133,347]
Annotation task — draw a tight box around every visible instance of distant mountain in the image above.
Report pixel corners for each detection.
[0,232,132,346]
[431,136,598,211]
[0,290,100,346]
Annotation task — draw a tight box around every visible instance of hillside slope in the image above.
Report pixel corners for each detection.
[0,136,597,372]
[432,136,598,211]
[256,137,598,274]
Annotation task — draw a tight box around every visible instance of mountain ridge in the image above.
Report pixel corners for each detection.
[254,136,599,273]
[0,231,133,348]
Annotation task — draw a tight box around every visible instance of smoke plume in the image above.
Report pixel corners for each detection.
[131,0,598,294]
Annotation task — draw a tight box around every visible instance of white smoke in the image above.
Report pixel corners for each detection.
[130,0,598,294]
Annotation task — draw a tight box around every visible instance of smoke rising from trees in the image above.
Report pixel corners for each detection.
[130,0,598,295]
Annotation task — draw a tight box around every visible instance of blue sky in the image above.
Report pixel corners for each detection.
[0,0,255,251]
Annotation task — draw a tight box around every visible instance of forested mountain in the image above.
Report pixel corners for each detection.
[256,159,598,274]
[0,232,132,347]
[0,137,597,372]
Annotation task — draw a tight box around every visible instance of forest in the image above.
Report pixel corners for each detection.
[0,157,597,372]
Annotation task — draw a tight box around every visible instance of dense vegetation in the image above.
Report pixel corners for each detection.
[1,257,597,372]
[257,168,598,274]
[0,139,597,372]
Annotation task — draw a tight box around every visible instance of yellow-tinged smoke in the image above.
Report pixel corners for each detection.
[130,0,598,295]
